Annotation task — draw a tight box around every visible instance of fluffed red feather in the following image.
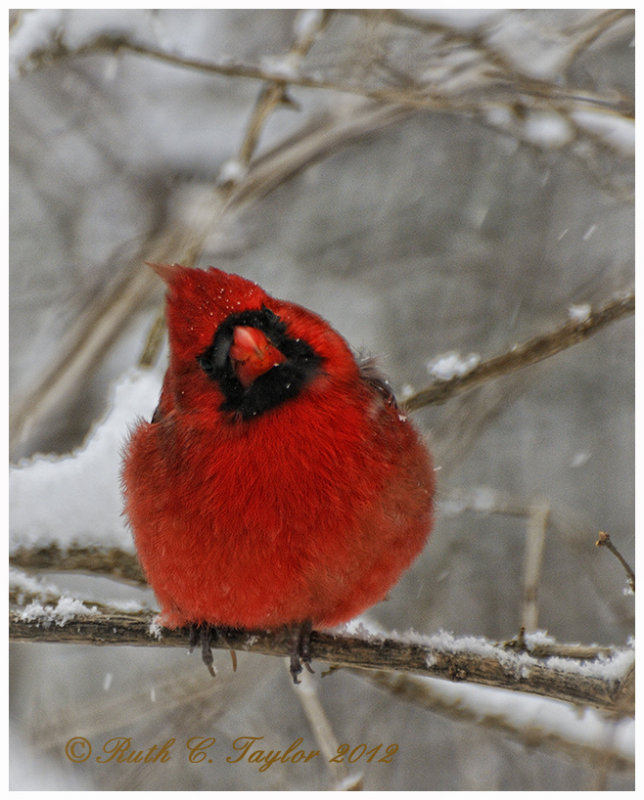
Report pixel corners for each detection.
[123,265,434,630]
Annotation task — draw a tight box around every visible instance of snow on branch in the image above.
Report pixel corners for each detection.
[10,11,633,167]
[402,290,634,411]
[360,669,633,773]
[13,28,632,141]
[9,609,634,717]
[9,289,634,590]
[8,9,634,454]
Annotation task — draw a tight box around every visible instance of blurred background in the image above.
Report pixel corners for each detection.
[9,9,634,791]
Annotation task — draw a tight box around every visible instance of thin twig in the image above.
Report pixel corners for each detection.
[234,10,332,172]
[8,193,225,454]
[137,309,167,368]
[9,101,409,456]
[294,670,359,788]
[138,11,332,367]
[595,531,635,592]
[561,9,634,70]
[19,31,632,117]
[521,501,550,632]
[402,290,634,412]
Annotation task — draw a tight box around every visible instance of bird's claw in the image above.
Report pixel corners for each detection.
[189,623,217,677]
[288,619,315,684]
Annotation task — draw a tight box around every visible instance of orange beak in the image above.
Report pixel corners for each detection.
[229,326,286,388]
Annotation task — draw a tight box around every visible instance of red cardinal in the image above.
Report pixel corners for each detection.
[122,265,434,680]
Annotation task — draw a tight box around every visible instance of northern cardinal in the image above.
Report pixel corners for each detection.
[122,265,435,681]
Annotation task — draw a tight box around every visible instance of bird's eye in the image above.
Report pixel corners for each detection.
[261,306,279,324]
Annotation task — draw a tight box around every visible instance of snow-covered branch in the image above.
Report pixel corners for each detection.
[403,289,634,411]
[9,9,633,788]
[10,10,634,188]
[360,670,633,773]
[9,608,634,717]
[11,15,633,118]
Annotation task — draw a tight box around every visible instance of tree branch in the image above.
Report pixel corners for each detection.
[10,544,144,583]
[24,30,632,118]
[9,100,409,455]
[231,10,332,173]
[402,290,634,412]
[596,531,635,593]
[357,669,634,773]
[9,610,633,715]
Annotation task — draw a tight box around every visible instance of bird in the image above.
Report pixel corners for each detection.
[122,264,435,682]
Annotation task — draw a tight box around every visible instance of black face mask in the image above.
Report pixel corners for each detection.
[197,307,323,420]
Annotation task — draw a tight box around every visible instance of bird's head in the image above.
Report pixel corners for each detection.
[150,264,358,420]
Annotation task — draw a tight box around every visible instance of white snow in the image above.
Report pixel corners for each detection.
[438,495,467,517]
[544,648,635,682]
[19,596,99,627]
[9,9,156,79]
[484,105,514,131]
[9,9,64,78]
[340,621,634,690]
[568,303,591,323]
[427,351,481,380]
[260,53,300,81]
[439,486,500,516]
[9,569,60,603]
[335,616,386,640]
[9,368,162,554]
[418,627,630,675]
[423,628,635,684]
[148,617,164,640]
[218,158,248,185]
[10,568,150,616]
[523,111,572,148]
[522,629,555,647]
[468,486,498,513]
[108,598,152,613]
[571,109,635,157]
[409,673,634,763]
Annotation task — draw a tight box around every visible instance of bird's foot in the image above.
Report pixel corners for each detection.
[189,623,217,677]
[288,619,315,685]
